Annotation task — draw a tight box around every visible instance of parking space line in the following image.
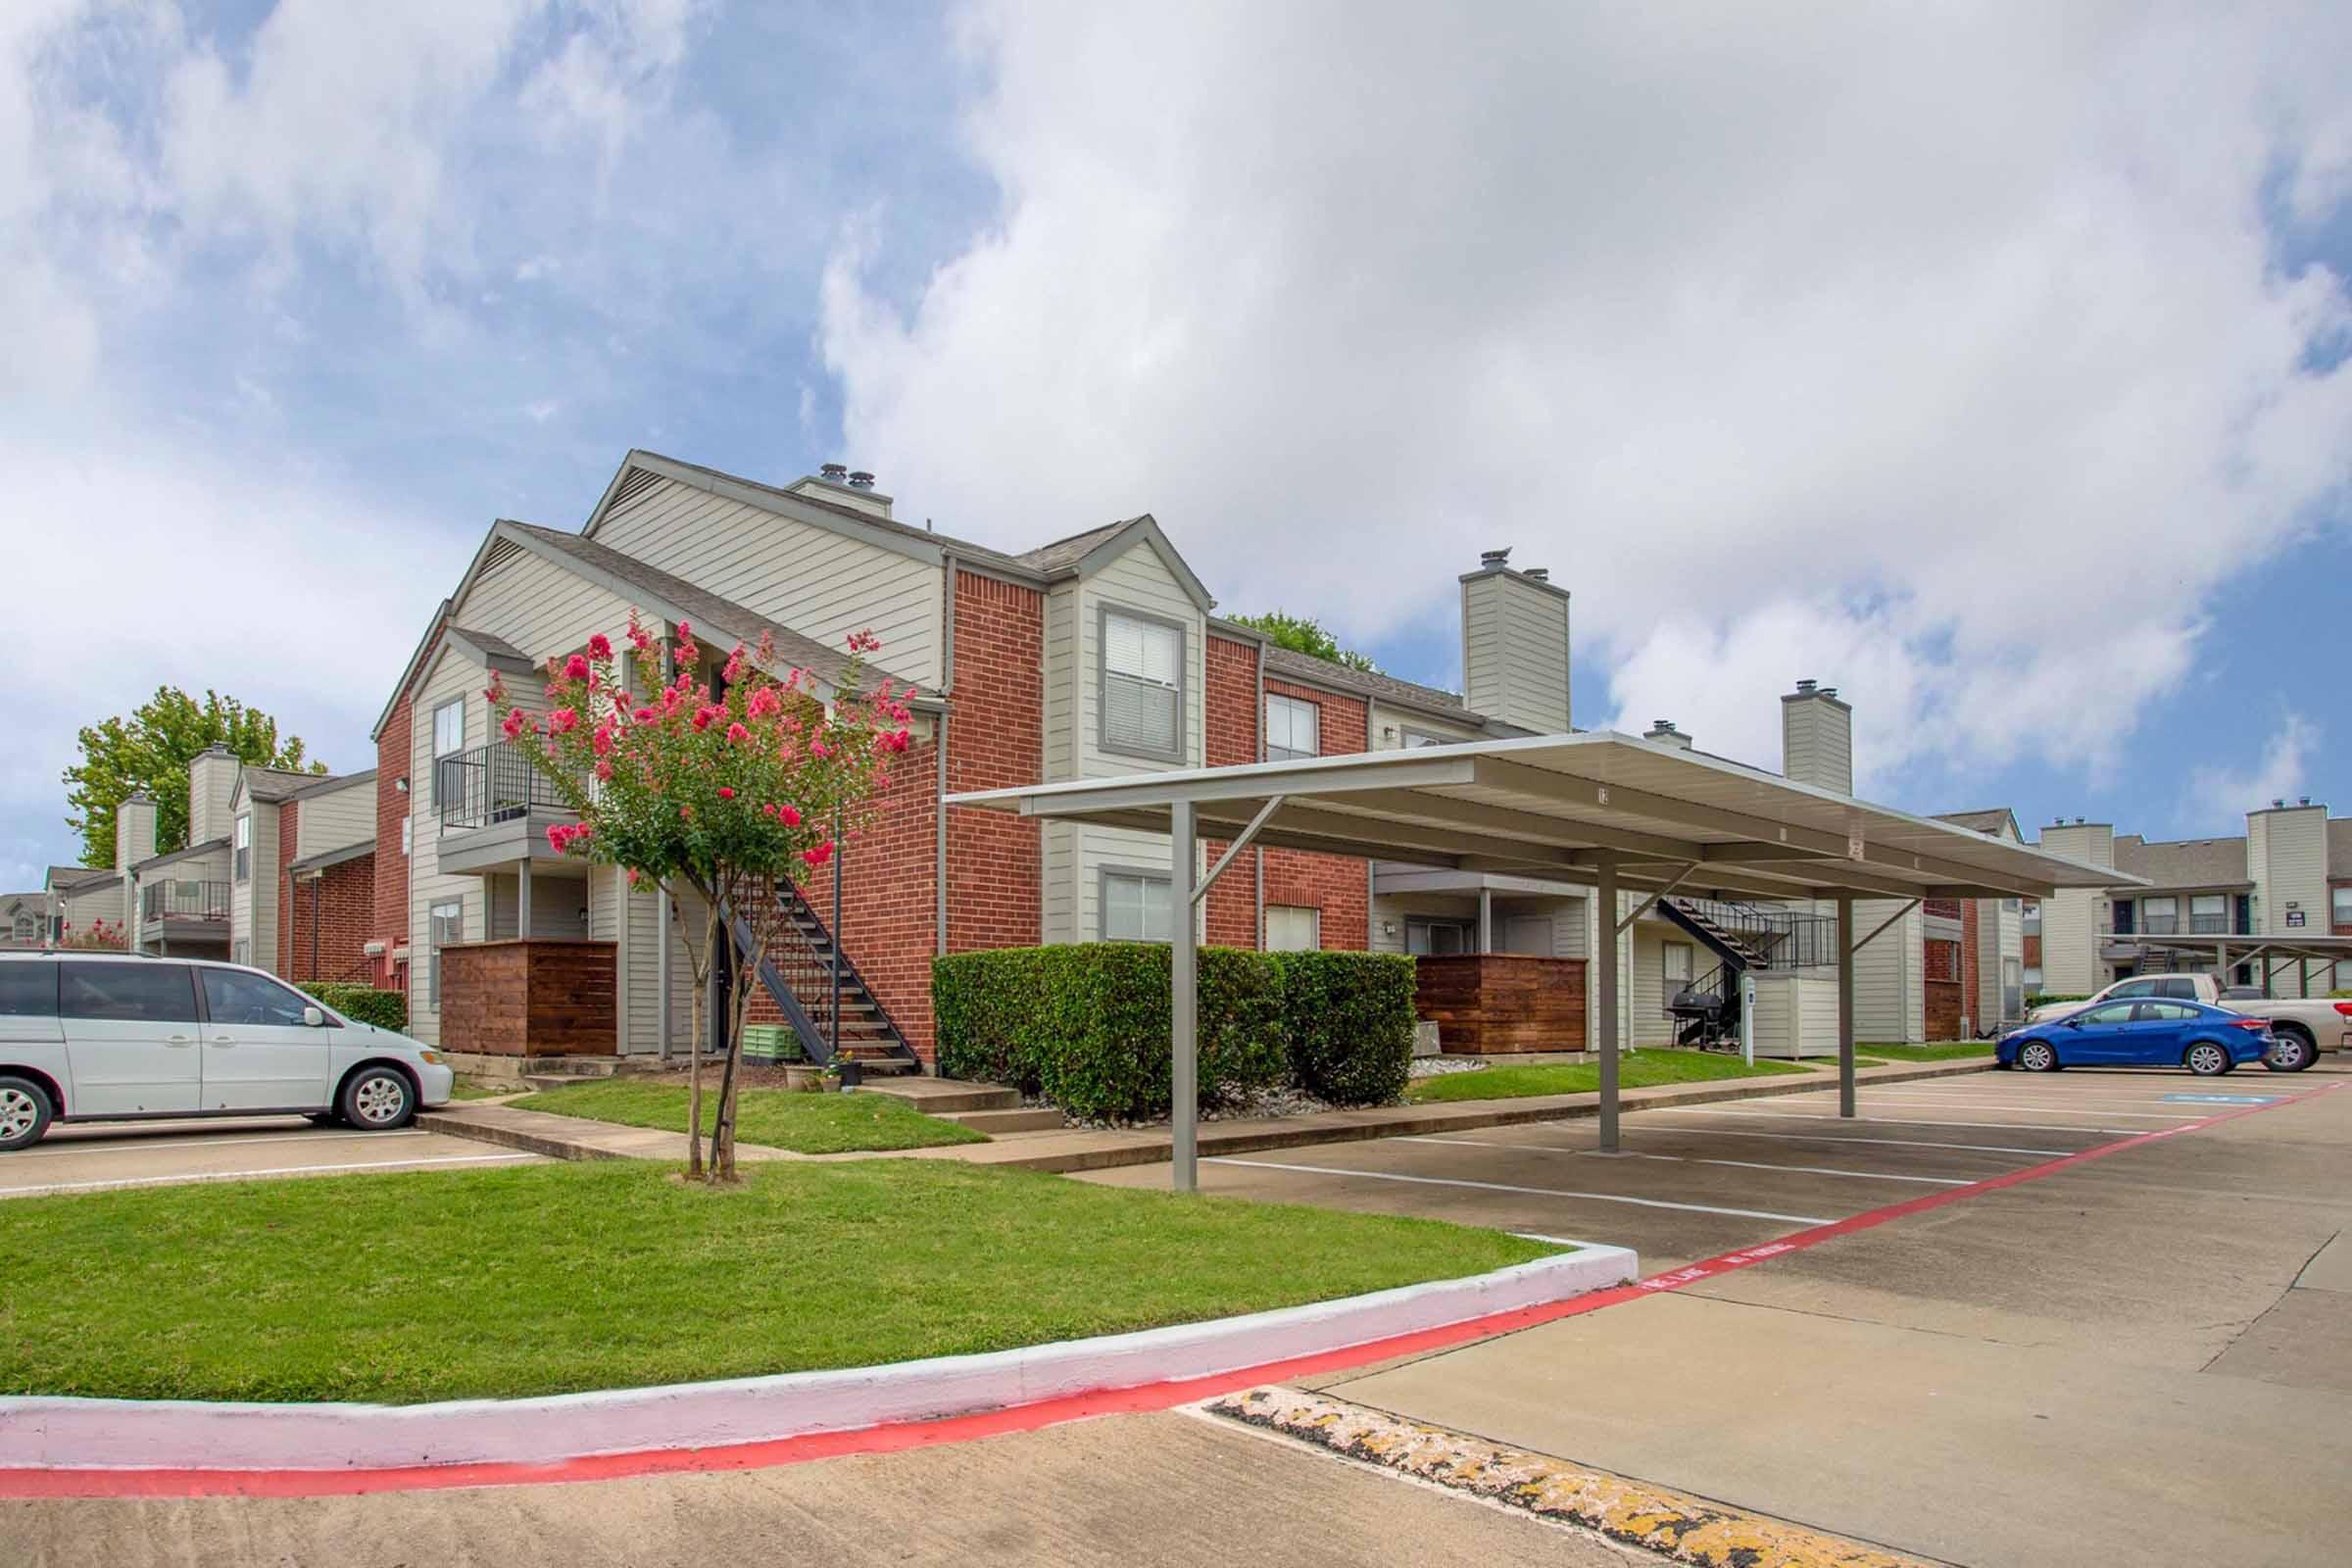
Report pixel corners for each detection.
[1204,1156,1835,1225]
[1643,1105,2149,1135]
[1395,1136,1974,1186]
[8,1130,431,1160]
[1561,1123,2076,1157]
[1799,1096,2209,1120]
[0,1152,537,1198]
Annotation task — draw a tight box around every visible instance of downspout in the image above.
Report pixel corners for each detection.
[311,875,320,979]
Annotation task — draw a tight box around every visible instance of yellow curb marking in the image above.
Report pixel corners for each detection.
[1207,1386,1935,1568]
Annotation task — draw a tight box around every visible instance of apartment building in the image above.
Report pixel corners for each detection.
[2034,799,2351,996]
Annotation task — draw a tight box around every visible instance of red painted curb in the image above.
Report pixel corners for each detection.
[7,1078,2336,1499]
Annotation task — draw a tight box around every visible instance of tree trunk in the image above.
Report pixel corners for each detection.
[710,883,768,1180]
[684,896,717,1180]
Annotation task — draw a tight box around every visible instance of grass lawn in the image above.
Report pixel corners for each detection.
[1855,1042,1998,1062]
[1407,1049,1812,1103]
[0,1160,1557,1403]
[509,1080,988,1154]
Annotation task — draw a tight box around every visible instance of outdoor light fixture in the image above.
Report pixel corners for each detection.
[394,775,411,795]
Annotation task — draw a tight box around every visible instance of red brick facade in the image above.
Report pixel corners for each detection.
[1959,900,1984,1030]
[944,571,1044,957]
[372,693,415,992]
[1255,676,1371,952]
[1202,633,1261,947]
[281,853,378,983]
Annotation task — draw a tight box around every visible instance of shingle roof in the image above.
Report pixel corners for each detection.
[1015,518,1145,574]
[2110,833,2250,891]
[499,522,938,702]
[1261,645,1492,727]
[290,839,376,876]
[46,864,114,890]
[241,766,334,804]
[1934,808,2021,838]
[132,836,230,874]
[445,625,532,666]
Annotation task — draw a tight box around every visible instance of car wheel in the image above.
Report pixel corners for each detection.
[2263,1030,2316,1073]
[2017,1039,2059,1073]
[2184,1042,2230,1078]
[340,1066,416,1131]
[0,1075,54,1152]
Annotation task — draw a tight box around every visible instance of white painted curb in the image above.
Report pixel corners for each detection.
[0,1244,1637,1473]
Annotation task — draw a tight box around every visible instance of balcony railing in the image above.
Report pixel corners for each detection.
[142,880,229,921]
[436,744,575,833]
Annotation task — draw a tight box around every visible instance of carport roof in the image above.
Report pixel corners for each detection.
[952,732,2136,901]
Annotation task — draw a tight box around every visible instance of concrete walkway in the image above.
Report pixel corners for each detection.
[420,1057,1994,1170]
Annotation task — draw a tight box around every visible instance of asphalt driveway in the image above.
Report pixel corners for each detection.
[0,1116,544,1199]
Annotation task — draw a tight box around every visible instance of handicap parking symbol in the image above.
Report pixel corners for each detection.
[2160,1093,2280,1104]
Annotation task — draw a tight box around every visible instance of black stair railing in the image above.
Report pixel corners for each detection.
[726,878,917,1069]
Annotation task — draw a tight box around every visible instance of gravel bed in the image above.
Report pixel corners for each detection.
[1409,1057,1490,1079]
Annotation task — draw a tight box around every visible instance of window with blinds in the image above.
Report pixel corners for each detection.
[1265,694,1319,761]
[1101,609,1184,760]
[1265,905,1320,952]
[1101,870,1174,942]
[428,900,464,1006]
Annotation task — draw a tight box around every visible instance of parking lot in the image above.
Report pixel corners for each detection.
[1086,1061,2352,1566]
[0,1116,544,1200]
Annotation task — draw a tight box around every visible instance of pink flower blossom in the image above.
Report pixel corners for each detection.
[722,647,745,684]
[593,725,616,757]
[717,786,736,800]
[550,708,578,734]
[777,804,802,827]
[726,722,751,745]
[587,633,612,660]
[692,705,717,731]
[502,709,529,741]
[747,686,782,719]
[847,628,880,654]
[635,707,658,724]
[594,759,614,781]
[810,738,830,759]
[564,654,591,681]
[802,841,835,868]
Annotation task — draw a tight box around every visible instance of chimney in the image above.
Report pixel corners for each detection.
[1642,718,1692,751]
[116,793,157,872]
[2041,817,2115,869]
[790,464,894,519]
[189,743,240,846]
[1459,548,1571,735]
[1779,678,1852,795]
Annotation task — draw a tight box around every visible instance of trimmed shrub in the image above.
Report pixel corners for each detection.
[1274,951,1416,1105]
[935,943,1418,1119]
[299,983,408,1032]
[2024,992,2089,1010]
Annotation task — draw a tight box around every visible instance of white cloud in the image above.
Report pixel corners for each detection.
[2185,712,2321,831]
[823,1,2352,791]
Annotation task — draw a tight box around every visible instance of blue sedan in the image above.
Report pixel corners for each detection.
[1998,998,2272,1076]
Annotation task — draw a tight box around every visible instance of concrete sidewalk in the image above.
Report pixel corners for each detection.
[420,1057,1994,1170]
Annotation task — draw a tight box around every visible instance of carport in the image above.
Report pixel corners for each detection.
[950,732,2127,1191]
[2125,931,2352,997]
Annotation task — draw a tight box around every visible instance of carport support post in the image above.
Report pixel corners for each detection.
[1171,799,1200,1194]
[1837,893,1857,1120]
[1596,854,1621,1152]
[517,860,532,938]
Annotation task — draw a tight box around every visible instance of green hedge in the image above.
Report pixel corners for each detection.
[299,983,408,1032]
[2024,992,2089,1010]
[935,944,1414,1119]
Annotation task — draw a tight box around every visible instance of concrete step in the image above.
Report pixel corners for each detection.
[937,1106,1065,1134]
[859,1079,1021,1113]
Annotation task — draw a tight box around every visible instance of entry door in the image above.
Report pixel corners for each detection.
[60,961,204,1114]
[199,968,333,1111]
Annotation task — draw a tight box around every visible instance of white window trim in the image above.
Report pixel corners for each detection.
[233,813,252,884]
[427,898,464,1007]
[1097,603,1187,762]
[1098,865,1175,943]
[1265,904,1321,952]
[1265,693,1320,762]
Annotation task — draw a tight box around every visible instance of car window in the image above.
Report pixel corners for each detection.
[0,961,59,1017]
[59,962,199,1023]
[2108,980,2154,999]
[2079,1002,2136,1024]
[2158,977,2200,1000]
[200,968,315,1028]
[2134,1002,2198,1021]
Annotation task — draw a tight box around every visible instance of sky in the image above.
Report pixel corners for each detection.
[3,0,2348,890]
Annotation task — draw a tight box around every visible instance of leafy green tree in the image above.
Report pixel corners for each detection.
[1228,610,1380,672]
[65,689,322,866]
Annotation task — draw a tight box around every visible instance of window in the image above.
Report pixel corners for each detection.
[432,698,468,806]
[2078,1002,2136,1025]
[1265,694,1319,761]
[1101,870,1173,942]
[231,940,249,966]
[1265,905,1320,952]
[202,968,316,1027]
[2189,894,2227,935]
[2138,1001,2200,1021]
[2157,976,2200,1001]
[0,960,58,1016]
[1100,608,1184,760]
[59,961,198,1023]
[1662,940,1695,1002]
[428,899,464,1005]
[1405,917,1474,956]
[233,814,252,883]
[2333,886,2352,928]
[2108,978,2156,999]
[2140,896,2178,935]
[9,912,35,944]
[1399,729,1450,749]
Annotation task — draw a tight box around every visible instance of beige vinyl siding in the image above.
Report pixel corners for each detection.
[60,880,125,935]
[1781,702,1854,795]
[406,648,491,1046]
[1460,573,1570,735]
[618,874,686,1057]
[592,475,944,690]
[1459,575,1503,721]
[188,755,239,846]
[486,870,592,940]
[1065,538,1206,940]
[1368,893,1478,954]
[2254,806,2328,937]
[1751,972,1838,1058]
[1850,900,1924,1042]
[1370,703,1482,750]
[1039,581,1083,941]
[1628,922,1691,1047]
[292,779,374,858]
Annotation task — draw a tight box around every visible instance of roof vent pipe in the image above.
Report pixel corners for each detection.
[847,470,876,490]
[819,463,849,482]
[1479,547,1511,568]
[1524,566,1549,582]
[1794,678,1817,695]
[2273,798,2286,808]
[2298,796,2311,806]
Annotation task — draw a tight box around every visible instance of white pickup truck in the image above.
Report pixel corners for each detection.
[2026,974,2350,1071]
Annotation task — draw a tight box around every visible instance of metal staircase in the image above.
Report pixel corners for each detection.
[728,881,920,1073]
[1656,898,1838,1049]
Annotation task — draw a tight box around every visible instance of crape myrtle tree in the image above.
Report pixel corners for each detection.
[491,613,910,1182]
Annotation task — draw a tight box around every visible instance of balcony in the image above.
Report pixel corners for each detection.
[434,744,580,876]
[139,879,230,951]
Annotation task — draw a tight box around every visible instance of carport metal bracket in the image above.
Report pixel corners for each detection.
[1192,795,1286,906]
[1615,861,1699,935]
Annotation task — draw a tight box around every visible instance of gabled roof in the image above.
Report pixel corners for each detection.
[285,767,375,803]
[1935,808,2023,841]
[290,839,376,876]
[235,766,335,806]
[45,865,114,891]
[133,836,230,874]
[371,597,453,741]
[2110,833,2251,892]
[444,626,535,675]
[1261,645,1494,730]
[580,450,1217,611]
[491,521,939,705]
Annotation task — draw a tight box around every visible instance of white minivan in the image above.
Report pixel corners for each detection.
[0,953,454,1152]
